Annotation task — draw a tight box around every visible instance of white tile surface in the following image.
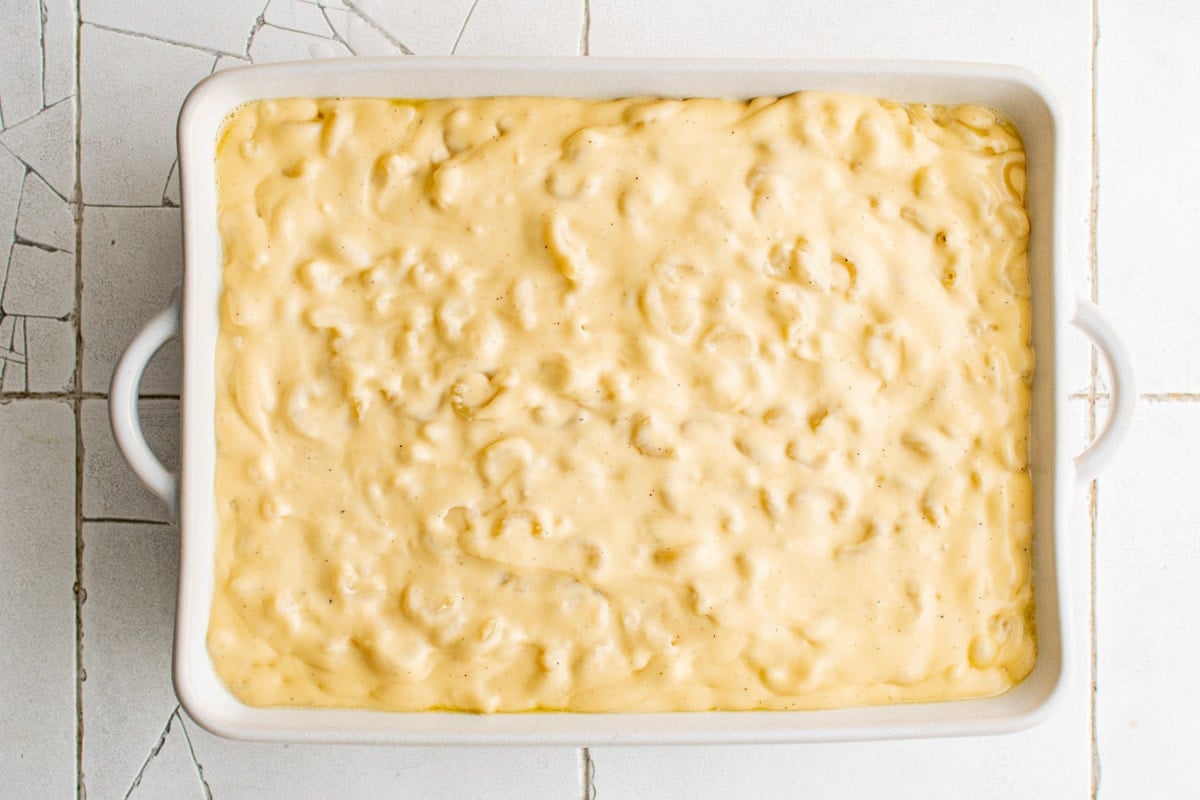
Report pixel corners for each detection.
[0,316,28,391]
[181,717,581,800]
[0,0,45,128]
[1,243,75,318]
[81,0,265,56]
[25,316,77,392]
[1095,402,1200,799]
[1096,1,1200,394]
[452,0,585,56]
[322,5,406,57]
[343,0,475,55]
[0,400,76,797]
[126,712,208,800]
[82,398,179,523]
[593,720,1089,800]
[81,206,182,395]
[16,169,76,252]
[0,146,24,274]
[248,22,351,62]
[264,0,335,37]
[81,521,183,800]
[41,0,78,107]
[0,97,76,199]
[80,25,214,205]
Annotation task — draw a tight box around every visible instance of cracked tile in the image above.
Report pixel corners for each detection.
[323,5,406,56]
[0,98,76,200]
[163,159,181,207]
[82,444,578,800]
[343,0,474,55]
[16,170,75,252]
[0,315,27,392]
[452,0,585,56]
[181,714,580,800]
[0,0,44,128]
[25,316,76,392]
[0,146,22,277]
[248,22,351,62]
[80,25,214,205]
[81,207,182,395]
[0,400,76,796]
[1,367,26,394]
[82,397,179,523]
[1,244,75,318]
[213,54,252,72]
[126,713,208,800]
[80,0,265,56]
[264,0,335,37]
[41,0,78,107]
[82,520,181,800]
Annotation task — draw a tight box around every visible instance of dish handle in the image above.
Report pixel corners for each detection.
[1070,297,1136,485]
[110,300,181,516]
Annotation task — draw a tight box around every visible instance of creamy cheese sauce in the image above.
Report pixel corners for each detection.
[210,93,1035,713]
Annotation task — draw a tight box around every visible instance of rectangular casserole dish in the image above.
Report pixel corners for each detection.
[110,57,1135,745]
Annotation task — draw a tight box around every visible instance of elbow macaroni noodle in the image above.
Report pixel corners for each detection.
[211,93,1035,712]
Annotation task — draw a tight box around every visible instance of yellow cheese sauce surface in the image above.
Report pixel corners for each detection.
[211,93,1035,712]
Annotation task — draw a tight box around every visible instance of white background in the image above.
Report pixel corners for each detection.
[0,1,1196,797]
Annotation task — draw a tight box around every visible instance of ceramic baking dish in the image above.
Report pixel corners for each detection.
[110,57,1135,745]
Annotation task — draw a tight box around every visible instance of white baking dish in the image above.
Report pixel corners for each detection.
[110,57,1135,745]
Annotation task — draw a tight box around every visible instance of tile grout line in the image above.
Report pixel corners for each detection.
[1141,393,1200,402]
[79,203,178,209]
[83,516,172,526]
[22,310,30,389]
[39,0,49,109]
[1088,0,1101,797]
[579,747,594,800]
[579,0,590,56]
[35,0,47,138]
[72,0,86,795]
[1,391,181,400]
